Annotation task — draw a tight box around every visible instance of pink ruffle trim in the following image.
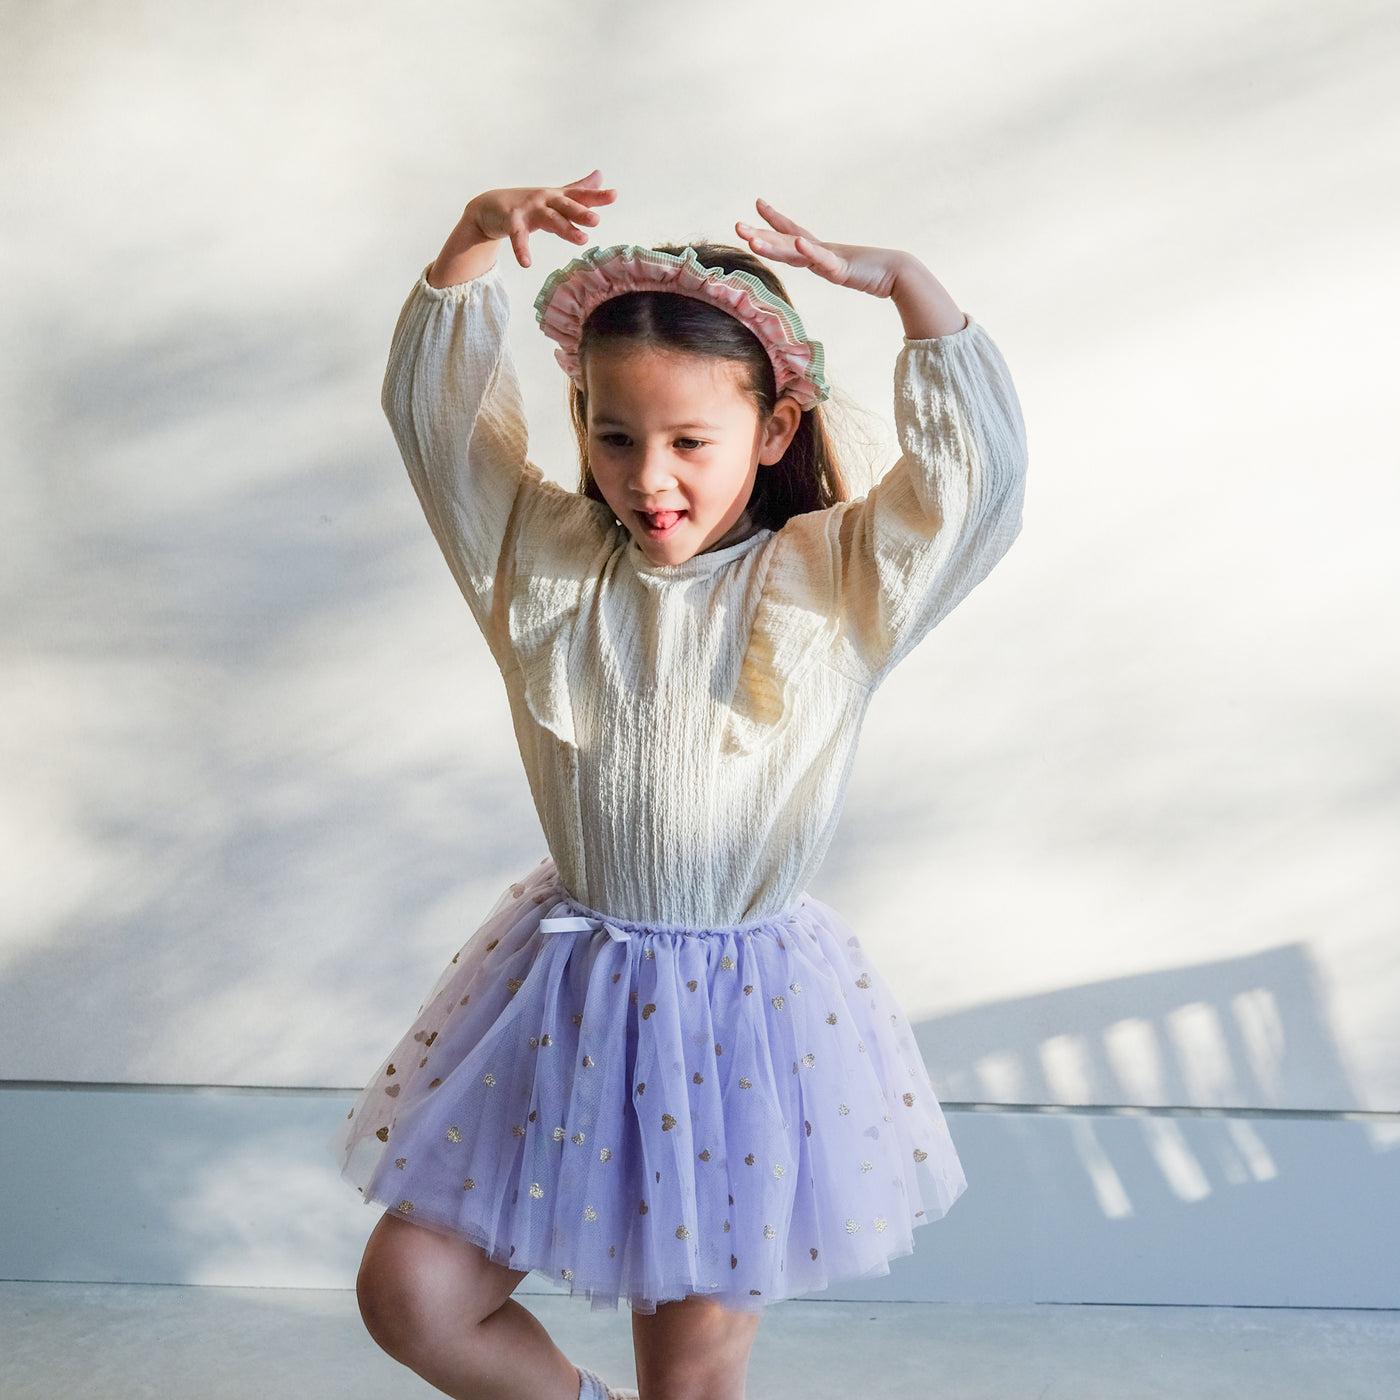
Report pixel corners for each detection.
[534,245,829,409]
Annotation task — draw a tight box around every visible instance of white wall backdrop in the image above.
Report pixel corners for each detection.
[3,0,1397,1144]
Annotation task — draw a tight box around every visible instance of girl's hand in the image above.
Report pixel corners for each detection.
[428,171,617,287]
[735,199,967,339]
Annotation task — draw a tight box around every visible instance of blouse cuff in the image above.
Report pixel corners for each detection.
[902,314,980,350]
[415,260,507,304]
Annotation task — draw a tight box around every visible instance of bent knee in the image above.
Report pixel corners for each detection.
[356,1213,513,1364]
[356,1226,418,1359]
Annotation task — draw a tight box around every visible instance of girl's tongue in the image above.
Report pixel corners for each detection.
[643,510,681,532]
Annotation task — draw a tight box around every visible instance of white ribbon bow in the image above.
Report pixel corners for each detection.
[539,914,630,944]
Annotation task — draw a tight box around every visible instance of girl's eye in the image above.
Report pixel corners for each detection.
[674,437,705,451]
[595,432,631,448]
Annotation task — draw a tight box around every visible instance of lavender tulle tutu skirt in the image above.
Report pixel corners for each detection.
[332,858,965,1313]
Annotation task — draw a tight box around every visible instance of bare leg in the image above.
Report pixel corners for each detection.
[631,1294,762,1400]
[357,1212,582,1400]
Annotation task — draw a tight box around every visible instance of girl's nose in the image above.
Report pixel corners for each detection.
[634,445,677,494]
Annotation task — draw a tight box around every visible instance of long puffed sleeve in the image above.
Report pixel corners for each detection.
[381,266,609,648]
[724,320,1026,750]
[834,317,1027,680]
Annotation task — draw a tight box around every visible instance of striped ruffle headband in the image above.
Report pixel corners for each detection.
[533,244,829,409]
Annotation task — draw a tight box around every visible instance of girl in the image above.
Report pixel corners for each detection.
[337,170,1027,1400]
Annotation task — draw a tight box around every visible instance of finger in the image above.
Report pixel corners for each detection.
[537,207,590,244]
[564,170,617,203]
[572,185,619,207]
[510,223,533,268]
[549,193,602,227]
[794,234,847,282]
[755,198,816,241]
[734,223,807,267]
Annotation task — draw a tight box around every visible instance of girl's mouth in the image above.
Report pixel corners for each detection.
[638,510,683,535]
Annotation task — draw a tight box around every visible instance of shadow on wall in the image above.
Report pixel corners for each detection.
[904,942,1400,1240]
[918,943,1354,1111]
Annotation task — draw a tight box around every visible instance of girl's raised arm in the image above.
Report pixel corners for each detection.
[382,175,617,639]
[736,203,1027,682]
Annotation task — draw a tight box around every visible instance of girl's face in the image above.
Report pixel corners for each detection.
[584,345,800,567]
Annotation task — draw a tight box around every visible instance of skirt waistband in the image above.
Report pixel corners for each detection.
[539,892,810,942]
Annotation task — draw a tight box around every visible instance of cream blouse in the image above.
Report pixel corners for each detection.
[383,265,1027,928]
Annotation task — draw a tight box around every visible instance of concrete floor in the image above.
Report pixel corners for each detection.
[2,1282,1397,1400]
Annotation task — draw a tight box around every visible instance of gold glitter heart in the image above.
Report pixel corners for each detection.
[731,1254,738,1269]
[810,1247,819,1260]
[745,1153,755,1166]
[572,1132,585,1145]
[599,1148,612,1162]
[642,1002,656,1019]
[676,1225,691,1240]
[395,1158,406,1169]
[375,1127,389,1142]
[464,1178,475,1190]
[771,996,785,1010]
[686,980,698,992]
[428,1077,441,1088]
[856,974,871,989]
[699,1149,711,1161]
[739,1077,752,1089]
[802,1053,815,1068]
[903,1092,915,1107]
[639,1200,648,1215]
[826,1013,838,1025]
[397,1200,414,1213]
[661,1114,677,1131]
[913,1148,928,1163]
[386,1063,396,1076]
[693,1072,703,1084]
[384,1084,400,1098]
[445,1126,461,1143]
[486,938,500,951]
[636,1082,646,1095]
[743,985,754,995]
[530,1183,543,1198]
[582,1055,595,1068]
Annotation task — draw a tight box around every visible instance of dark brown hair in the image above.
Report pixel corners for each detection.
[570,244,847,531]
